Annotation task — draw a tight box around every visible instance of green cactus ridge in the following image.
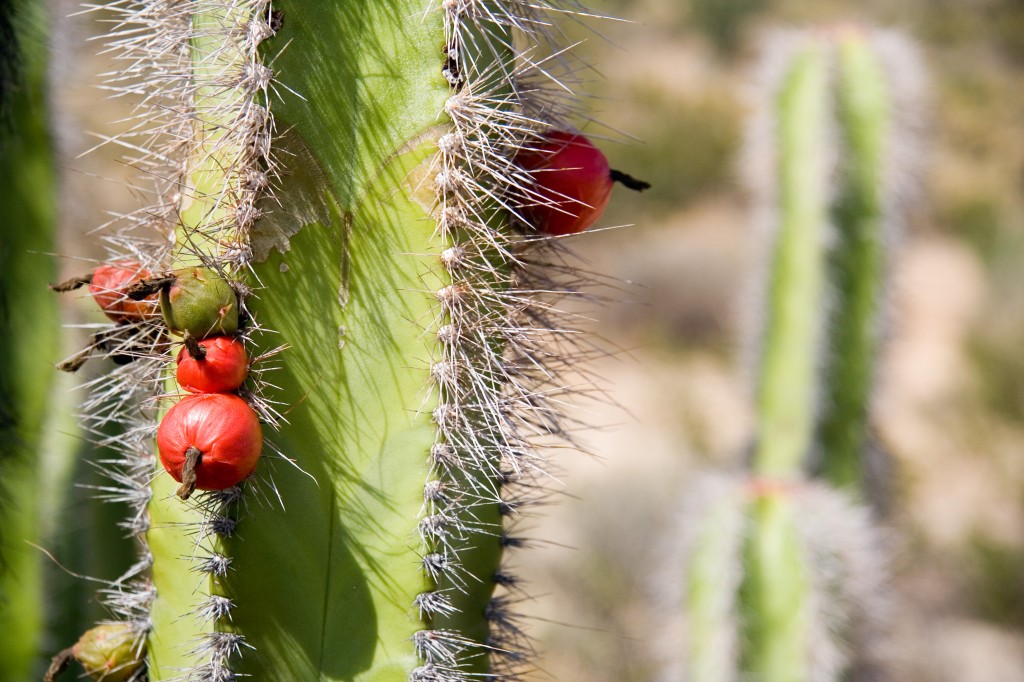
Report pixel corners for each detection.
[74,1,602,681]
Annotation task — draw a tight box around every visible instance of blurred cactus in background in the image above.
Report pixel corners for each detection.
[0,0,64,677]
[666,27,927,682]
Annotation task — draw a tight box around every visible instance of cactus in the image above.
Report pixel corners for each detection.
[668,27,925,682]
[815,31,925,495]
[55,1,609,680]
[667,475,889,682]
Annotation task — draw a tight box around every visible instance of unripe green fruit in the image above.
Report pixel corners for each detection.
[160,267,239,339]
[71,623,143,682]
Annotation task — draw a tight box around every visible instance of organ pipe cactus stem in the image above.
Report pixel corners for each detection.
[815,31,890,492]
[739,489,810,682]
[732,27,922,682]
[0,0,65,677]
[75,0,608,680]
[673,474,890,682]
[740,40,830,675]
[752,39,830,480]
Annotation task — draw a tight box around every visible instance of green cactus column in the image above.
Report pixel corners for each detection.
[143,1,452,678]
[752,41,830,480]
[741,38,830,682]
[676,27,923,682]
[141,0,552,679]
[815,31,890,493]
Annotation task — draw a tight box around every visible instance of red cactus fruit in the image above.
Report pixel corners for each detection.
[176,335,249,394]
[157,393,262,499]
[515,130,614,236]
[88,261,159,324]
[514,130,650,235]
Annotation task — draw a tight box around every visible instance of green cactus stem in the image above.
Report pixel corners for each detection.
[675,474,889,682]
[730,28,922,682]
[752,39,831,479]
[740,40,830,681]
[680,477,746,682]
[123,0,591,680]
[814,31,890,493]
[739,488,810,682]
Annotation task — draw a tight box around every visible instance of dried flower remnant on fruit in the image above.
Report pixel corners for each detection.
[515,130,649,235]
[160,267,240,339]
[157,393,262,499]
[176,335,249,393]
[45,623,145,682]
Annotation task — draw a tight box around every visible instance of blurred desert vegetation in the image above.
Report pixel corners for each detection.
[40,0,1024,680]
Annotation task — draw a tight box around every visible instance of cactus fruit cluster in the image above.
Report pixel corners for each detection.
[53,265,259,503]
[45,1,641,680]
[664,27,926,682]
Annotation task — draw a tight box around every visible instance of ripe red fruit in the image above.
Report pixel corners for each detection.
[515,130,613,236]
[176,335,249,393]
[157,393,262,499]
[88,261,159,324]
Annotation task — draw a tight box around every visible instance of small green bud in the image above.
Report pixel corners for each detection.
[160,267,239,339]
[71,623,144,681]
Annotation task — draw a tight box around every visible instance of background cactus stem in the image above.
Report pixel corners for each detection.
[751,39,830,479]
[814,32,891,494]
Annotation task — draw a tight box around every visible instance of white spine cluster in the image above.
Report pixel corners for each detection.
[419,1,608,680]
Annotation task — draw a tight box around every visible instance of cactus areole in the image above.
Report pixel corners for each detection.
[175,335,248,393]
[89,261,160,324]
[159,267,239,338]
[157,393,262,499]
